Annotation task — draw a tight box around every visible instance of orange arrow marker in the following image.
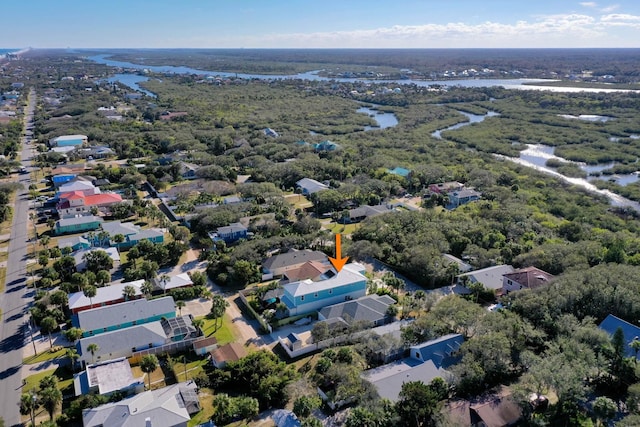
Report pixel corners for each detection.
[329,233,349,272]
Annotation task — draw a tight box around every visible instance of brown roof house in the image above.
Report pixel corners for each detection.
[210,342,248,369]
[502,266,554,294]
[445,388,522,427]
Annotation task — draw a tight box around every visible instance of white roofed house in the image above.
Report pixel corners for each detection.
[49,134,88,147]
[68,280,145,314]
[296,178,329,195]
[82,381,200,427]
[454,265,515,295]
[154,273,194,293]
[73,247,120,272]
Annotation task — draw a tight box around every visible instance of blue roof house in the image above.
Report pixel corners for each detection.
[410,333,465,368]
[599,314,640,359]
[281,263,368,316]
[52,174,77,188]
[314,140,340,152]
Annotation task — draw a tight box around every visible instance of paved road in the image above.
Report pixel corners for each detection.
[0,88,36,427]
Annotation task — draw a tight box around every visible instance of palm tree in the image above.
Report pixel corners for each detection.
[97,231,111,247]
[141,280,154,298]
[20,391,38,427]
[65,348,80,372]
[192,318,204,335]
[40,235,50,250]
[96,269,111,286]
[140,354,159,390]
[83,285,97,307]
[122,285,136,301]
[209,295,229,332]
[160,274,170,295]
[87,343,99,364]
[39,316,57,349]
[630,337,640,364]
[38,384,62,421]
[176,300,185,316]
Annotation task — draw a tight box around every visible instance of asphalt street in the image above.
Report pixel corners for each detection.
[0,88,36,426]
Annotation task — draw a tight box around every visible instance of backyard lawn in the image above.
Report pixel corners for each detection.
[198,313,235,345]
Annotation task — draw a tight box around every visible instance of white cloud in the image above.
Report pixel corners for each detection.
[580,2,598,8]
[245,14,610,48]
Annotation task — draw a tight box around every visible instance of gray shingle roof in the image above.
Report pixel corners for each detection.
[318,294,396,324]
[76,296,176,333]
[78,322,167,362]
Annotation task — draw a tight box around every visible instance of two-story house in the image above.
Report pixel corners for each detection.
[56,191,123,219]
[281,263,368,316]
[208,222,248,244]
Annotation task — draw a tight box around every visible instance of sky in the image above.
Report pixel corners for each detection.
[2,0,640,49]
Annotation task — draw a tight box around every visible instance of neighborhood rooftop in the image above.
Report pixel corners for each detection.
[68,280,145,311]
[282,263,366,297]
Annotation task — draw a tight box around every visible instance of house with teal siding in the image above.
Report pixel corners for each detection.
[54,215,103,235]
[281,263,368,316]
[74,296,176,337]
[49,134,87,147]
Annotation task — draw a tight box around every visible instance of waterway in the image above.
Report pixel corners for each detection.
[89,53,601,93]
[106,74,156,97]
[431,111,500,139]
[357,105,399,131]
[429,111,640,210]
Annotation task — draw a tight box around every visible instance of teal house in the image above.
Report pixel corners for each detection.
[74,296,176,337]
[281,263,368,316]
[54,215,103,235]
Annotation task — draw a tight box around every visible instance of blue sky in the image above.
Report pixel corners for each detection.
[3,0,640,48]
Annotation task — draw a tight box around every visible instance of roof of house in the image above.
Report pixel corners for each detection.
[57,193,123,209]
[348,204,394,220]
[450,188,482,198]
[58,235,90,249]
[101,220,140,236]
[283,260,331,282]
[58,180,98,193]
[56,215,103,228]
[262,249,327,272]
[77,296,176,332]
[133,228,164,241]
[410,333,464,368]
[458,265,515,291]
[271,409,302,427]
[503,266,554,290]
[73,247,120,268]
[442,254,473,273]
[68,280,145,310]
[446,388,521,427]
[157,273,193,292]
[295,178,329,194]
[318,294,396,325]
[429,181,463,192]
[78,322,167,360]
[210,342,248,365]
[192,336,218,350]
[362,358,446,402]
[52,134,87,142]
[82,381,199,427]
[599,314,640,358]
[85,357,142,395]
[216,222,247,235]
[283,263,367,298]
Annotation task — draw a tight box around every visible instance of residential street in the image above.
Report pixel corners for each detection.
[0,88,36,426]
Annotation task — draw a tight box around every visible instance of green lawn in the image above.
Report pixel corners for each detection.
[172,356,210,383]
[187,388,214,427]
[22,366,74,395]
[23,346,67,365]
[198,313,235,345]
[325,222,361,235]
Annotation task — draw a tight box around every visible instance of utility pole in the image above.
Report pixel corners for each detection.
[27,318,36,355]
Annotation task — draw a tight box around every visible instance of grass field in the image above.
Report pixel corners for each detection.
[199,313,236,345]
[23,347,67,365]
[22,366,74,395]
[325,222,360,235]
[187,388,214,427]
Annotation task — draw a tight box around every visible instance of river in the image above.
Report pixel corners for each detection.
[89,53,628,93]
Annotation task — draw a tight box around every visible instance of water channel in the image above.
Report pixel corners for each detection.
[89,53,640,211]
